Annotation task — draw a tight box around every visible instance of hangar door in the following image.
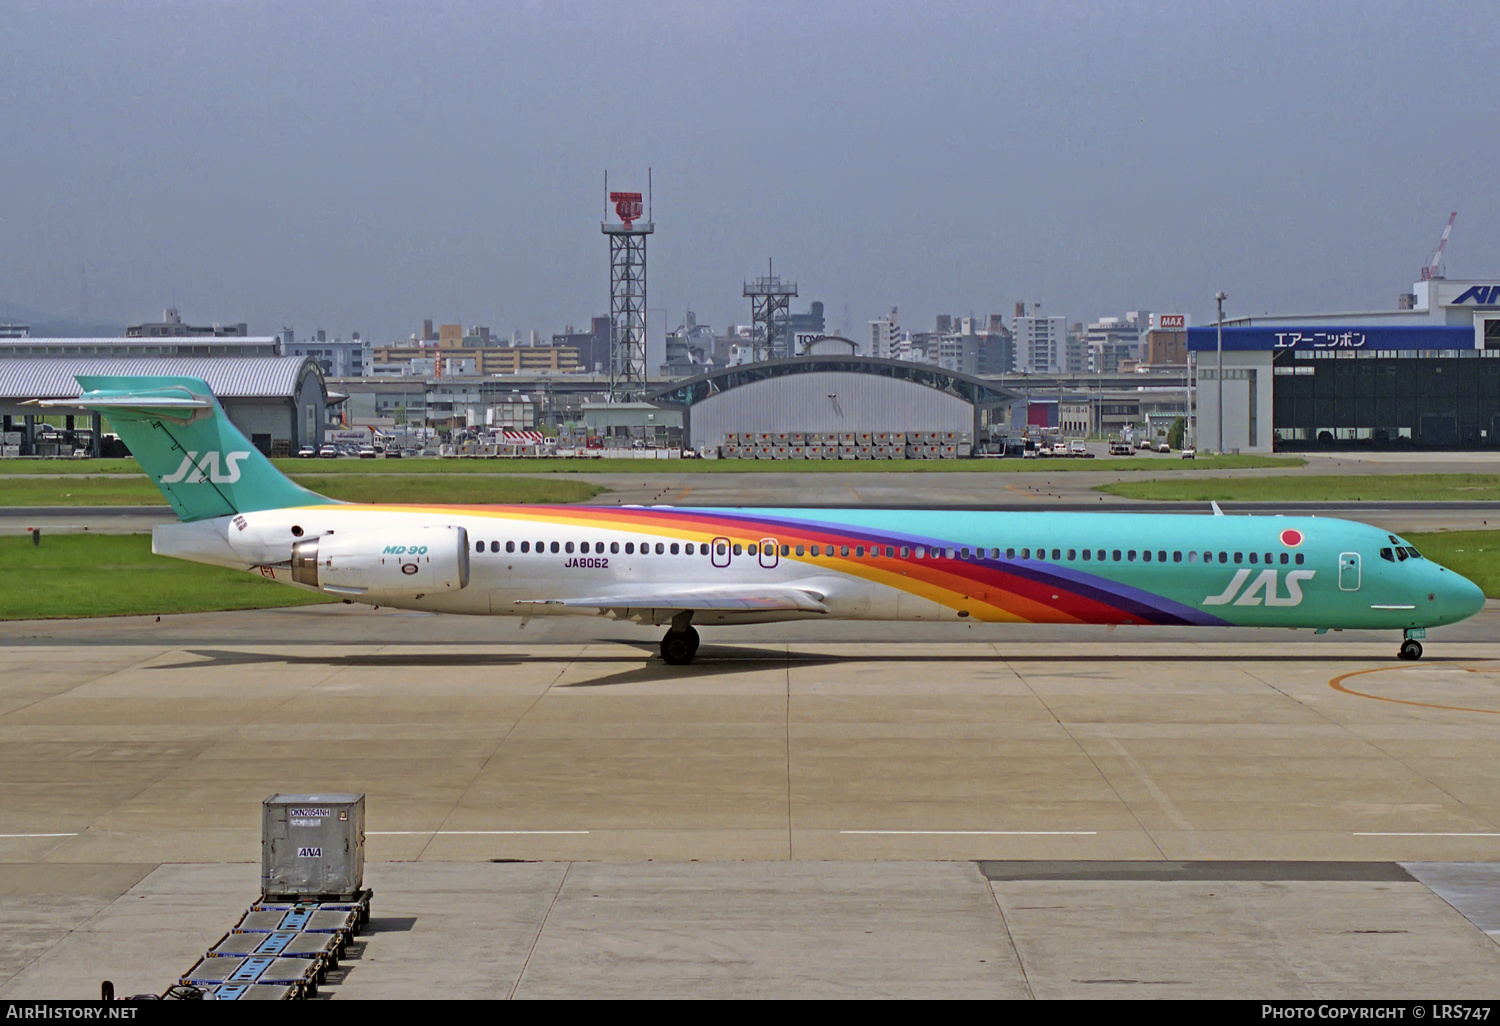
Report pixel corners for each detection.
[689,371,975,449]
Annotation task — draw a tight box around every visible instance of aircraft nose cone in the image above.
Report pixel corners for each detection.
[1453,574,1487,621]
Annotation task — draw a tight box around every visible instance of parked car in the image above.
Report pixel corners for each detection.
[1180,447,1196,459]
[358,446,377,459]
[1157,441,1171,453]
[318,444,339,458]
[1069,441,1092,458]
[1108,442,1132,456]
[296,446,316,458]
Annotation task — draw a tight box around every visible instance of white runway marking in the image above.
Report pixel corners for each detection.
[1354,832,1500,837]
[0,833,77,838]
[368,830,590,836]
[839,830,1096,836]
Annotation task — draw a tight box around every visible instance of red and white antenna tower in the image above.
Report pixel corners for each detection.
[1421,211,1457,281]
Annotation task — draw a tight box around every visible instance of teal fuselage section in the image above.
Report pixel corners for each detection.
[682,508,1482,631]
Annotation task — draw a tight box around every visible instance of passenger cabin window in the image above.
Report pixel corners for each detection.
[550,542,560,554]
[521,541,530,553]
[611,542,619,554]
[505,541,514,553]
[475,540,484,553]
[626,542,635,554]
[670,543,680,555]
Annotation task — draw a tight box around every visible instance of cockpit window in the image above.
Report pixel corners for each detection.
[1395,547,1408,561]
[1405,546,1422,559]
[1380,548,1394,562]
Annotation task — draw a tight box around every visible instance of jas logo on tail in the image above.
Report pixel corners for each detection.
[160,450,249,485]
[1203,569,1316,607]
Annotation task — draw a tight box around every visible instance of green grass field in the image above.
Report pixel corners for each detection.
[0,475,605,506]
[0,534,336,619]
[3,528,1495,621]
[1405,531,1500,598]
[1099,474,1500,503]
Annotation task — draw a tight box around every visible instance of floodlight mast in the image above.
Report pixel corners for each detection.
[743,259,798,362]
[602,170,654,400]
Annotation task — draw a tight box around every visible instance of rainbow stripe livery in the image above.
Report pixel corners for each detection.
[44,376,1486,664]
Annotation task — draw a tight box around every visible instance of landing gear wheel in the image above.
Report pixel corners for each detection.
[661,625,700,665]
[1398,639,1423,661]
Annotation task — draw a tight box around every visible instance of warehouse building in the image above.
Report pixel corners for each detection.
[0,356,328,456]
[1191,277,1500,452]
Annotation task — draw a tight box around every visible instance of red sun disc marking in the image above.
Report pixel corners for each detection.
[1280,528,1303,547]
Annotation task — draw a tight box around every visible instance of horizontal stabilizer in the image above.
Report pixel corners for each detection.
[30,383,214,424]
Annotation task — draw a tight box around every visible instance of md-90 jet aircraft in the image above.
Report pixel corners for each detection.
[42,376,1485,665]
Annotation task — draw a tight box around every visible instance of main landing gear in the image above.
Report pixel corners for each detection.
[660,612,700,666]
[1398,628,1425,661]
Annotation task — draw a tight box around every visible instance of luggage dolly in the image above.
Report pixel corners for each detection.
[180,954,319,999]
[208,929,341,984]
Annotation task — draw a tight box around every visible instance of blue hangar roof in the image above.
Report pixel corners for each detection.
[1186,325,1475,353]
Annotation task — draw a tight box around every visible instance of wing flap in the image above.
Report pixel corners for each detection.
[516,585,828,613]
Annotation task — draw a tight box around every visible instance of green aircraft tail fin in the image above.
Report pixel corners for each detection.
[47,375,338,522]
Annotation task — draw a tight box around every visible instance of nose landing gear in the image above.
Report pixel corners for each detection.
[1398,628,1425,661]
[660,611,700,665]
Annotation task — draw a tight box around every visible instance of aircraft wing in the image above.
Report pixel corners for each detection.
[516,585,828,614]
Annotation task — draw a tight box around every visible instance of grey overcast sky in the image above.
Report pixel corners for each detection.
[1,0,1495,341]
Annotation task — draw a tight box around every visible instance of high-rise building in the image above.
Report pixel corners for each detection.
[1012,315,1066,373]
[868,307,902,359]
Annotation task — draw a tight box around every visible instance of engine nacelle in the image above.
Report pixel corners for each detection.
[290,525,470,598]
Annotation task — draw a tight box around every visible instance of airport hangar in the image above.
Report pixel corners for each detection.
[0,353,330,456]
[1191,277,1500,453]
[644,354,1019,451]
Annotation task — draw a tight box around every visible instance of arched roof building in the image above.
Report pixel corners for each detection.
[645,355,1018,450]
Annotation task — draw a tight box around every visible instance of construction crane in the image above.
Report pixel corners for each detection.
[1420,211,1458,281]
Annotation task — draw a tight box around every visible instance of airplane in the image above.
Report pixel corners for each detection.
[39,374,1486,665]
